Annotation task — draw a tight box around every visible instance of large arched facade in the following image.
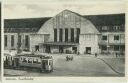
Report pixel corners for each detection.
[30,10,100,54]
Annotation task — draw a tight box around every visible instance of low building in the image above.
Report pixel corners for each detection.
[4,10,125,55]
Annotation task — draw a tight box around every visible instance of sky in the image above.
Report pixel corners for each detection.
[4,0,125,19]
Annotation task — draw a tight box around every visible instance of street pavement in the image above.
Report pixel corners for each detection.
[4,54,125,77]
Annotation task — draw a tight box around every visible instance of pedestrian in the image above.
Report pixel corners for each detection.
[116,53,118,58]
[95,53,97,57]
[77,52,80,55]
[118,53,120,57]
[71,55,73,61]
[66,55,69,61]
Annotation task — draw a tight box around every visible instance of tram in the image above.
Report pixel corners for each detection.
[4,53,53,73]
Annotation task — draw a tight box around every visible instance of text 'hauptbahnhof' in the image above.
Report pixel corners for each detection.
[4,10,125,55]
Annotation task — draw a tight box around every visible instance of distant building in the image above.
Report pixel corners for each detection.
[4,10,125,54]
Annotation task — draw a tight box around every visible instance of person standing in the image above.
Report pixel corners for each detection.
[95,53,97,57]
[116,52,118,58]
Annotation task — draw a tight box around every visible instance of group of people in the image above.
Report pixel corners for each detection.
[66,55,73,61]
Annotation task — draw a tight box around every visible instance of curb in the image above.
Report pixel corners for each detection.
[97,58,124,75]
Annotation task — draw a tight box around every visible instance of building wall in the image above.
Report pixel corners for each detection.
[99,32,125,53]
[29,34,49,51]
[4,33,17,50]
[100,32,125,44]
[4,33,32,51]
[38,10,99,43]
[79,34,100,54]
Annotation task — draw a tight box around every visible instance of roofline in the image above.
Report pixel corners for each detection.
[4,13,125,20]
[4,17,51,20]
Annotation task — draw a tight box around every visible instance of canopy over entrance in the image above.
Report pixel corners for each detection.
[40,42,79,46]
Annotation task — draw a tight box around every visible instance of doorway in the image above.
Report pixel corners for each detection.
[72,47,77,54]
[59,46,64,53]
[46,46,51,53]
[35,45,39,51]
[86,47,91,54]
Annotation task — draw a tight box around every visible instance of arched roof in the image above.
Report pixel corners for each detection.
[4,10,125,33]
[38,10,100,34]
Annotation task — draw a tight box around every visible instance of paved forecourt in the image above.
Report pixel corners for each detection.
[4,54,124,76]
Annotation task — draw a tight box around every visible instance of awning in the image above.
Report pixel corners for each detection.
[39,42,79,46]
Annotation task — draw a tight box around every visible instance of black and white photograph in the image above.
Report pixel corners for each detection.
[3,2,125,77]
[0,2,1,80]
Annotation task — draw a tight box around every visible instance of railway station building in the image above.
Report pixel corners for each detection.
[4,10,125,55]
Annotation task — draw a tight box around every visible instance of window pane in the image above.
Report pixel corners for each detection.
[59,29,63,42]
[114,45,119,51]
[18,35,22,48]
[54,29,57,42]
[102,36,107,40]
[4,35,7,47]
[102,26,108,30]
[71,28,74,42]
[65,28,68,42]
[114,35,119,40]
[19,35,21,44]
[76,28,80,43]
[102,45,107,50]
[11,35,14,47]
[25,35,29,48]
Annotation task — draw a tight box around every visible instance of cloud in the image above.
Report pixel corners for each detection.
[4,1,125,19]
[4,4,43,19]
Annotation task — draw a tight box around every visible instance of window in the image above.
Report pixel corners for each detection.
[20,57,22,61]
[113,26,120,31]
[113,26,116,30]
[102,26,108,30]
[33,59,41,64]
[71,28,74,42]
[4,35,7,47]
[114,35,119,40]
[28,58,32,63]
[23,58,27,62]
[115,26,119,30]
[65,28,68,42]
[25,35,29,48]
[11,35,14,47]
[18,35,22,44]
[120,45,125,51]
[114,45,119,51]
[102,45,107,50]
[102,36,107,40]
[17,35,22,48]
[76,22,80,28]
[117,26,120,30]
[54,29,57,42]
[59,29,63,42]
[76,28,80,43]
